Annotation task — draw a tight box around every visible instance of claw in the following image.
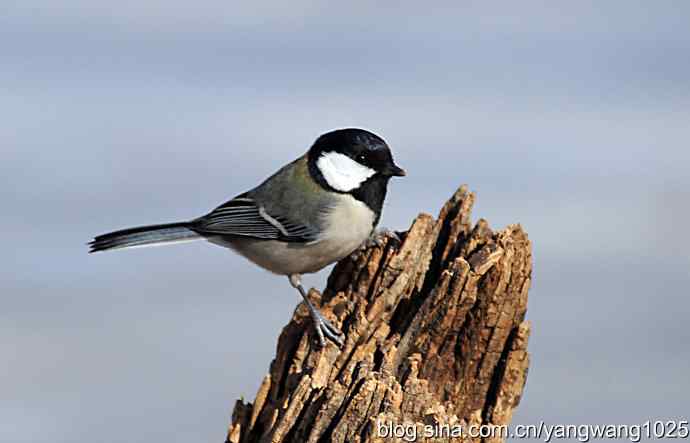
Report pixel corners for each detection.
[312,311,345,347]
[361,227,402,250]
[289,274,345,348]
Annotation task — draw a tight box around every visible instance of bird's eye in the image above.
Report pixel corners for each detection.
[357,154,367,163]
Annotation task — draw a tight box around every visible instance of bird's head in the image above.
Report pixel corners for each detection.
[308,128,405,193]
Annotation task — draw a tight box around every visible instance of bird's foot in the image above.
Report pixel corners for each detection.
[363,227,402,250]
[309,308,345,348]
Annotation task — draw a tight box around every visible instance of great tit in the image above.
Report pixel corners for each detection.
[89,128,405,347]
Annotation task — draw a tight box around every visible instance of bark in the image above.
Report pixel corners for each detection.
[226,185,532,443]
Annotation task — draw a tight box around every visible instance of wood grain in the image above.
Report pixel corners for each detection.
[226,185,532,443]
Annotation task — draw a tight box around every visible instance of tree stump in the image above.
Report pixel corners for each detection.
[226,185,532,443]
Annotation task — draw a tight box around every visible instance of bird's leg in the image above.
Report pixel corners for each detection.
[288,274,344,347]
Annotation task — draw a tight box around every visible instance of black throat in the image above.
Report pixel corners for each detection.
[350,174,389,226]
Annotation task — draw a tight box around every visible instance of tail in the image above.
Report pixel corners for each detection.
[88,222,202,253]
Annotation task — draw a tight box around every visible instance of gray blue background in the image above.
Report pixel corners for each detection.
[2,2,689,442]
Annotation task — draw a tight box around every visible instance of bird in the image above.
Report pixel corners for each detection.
[88,128,405,347]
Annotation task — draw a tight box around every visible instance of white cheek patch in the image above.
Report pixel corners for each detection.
[316,152,376,192]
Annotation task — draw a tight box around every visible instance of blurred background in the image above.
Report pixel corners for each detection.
[2,1,689,442]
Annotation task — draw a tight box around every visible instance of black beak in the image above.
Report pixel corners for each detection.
[385,164,406,177]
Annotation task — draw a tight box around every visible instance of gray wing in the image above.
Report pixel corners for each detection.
[191,197,318,242]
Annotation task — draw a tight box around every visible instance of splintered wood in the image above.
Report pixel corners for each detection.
[227,186,532,443]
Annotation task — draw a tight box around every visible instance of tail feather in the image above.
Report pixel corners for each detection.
[89,222,201,253]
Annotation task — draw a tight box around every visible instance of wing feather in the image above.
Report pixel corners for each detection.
[192,197,317,242]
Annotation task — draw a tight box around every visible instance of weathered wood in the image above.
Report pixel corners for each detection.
[226,185,532,443]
